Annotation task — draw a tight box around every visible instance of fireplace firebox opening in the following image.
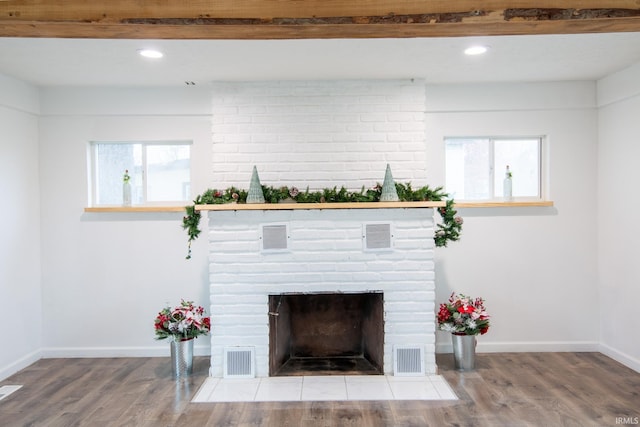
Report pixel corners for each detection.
[268,292,384,376]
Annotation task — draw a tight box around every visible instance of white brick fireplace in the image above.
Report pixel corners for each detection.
[207,79,437,377]
[207,205,437,377]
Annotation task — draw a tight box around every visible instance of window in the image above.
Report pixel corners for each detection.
[89,141,191,206]
[445,137,542,201]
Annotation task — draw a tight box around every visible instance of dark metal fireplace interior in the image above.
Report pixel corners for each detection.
[268,292,384,376]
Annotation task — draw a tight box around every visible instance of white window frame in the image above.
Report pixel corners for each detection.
[88,140,192,206]
[444,136,545,202]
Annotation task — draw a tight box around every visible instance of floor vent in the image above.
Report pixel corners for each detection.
[224,346,255,378]
[393,345,425,376]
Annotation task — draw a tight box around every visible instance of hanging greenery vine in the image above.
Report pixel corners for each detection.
[182,182,462,259]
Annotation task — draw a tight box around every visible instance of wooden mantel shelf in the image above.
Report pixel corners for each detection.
[84,200,553,213]
[194,201,445,211]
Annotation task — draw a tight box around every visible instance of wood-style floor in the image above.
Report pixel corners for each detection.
[1,352,638,426]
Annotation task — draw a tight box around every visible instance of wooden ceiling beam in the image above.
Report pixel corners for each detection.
[2,1,640,21]
[1,17,639,40]
[1,1,640,39]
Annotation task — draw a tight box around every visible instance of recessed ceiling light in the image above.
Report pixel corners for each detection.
[138,49,164,59]
[464,45,489,56]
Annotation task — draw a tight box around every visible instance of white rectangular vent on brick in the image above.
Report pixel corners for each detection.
[393,345,425,376]
[224,347,255,378]
[261,224,289,252]
[363,223,393,251]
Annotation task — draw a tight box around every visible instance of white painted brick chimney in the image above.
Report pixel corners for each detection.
[210,79,428,189]
[208,79,437,377]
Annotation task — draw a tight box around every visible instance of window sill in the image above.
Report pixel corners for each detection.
[454,200,554,208]
[84,206,186,213]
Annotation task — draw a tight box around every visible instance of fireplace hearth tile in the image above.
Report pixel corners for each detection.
[345,376,394,400]
[191,377,220,402]
[301,376,348,401]
[254,377,303,401]
[387,376,447,400]
[429,376,459,400]
[192,375,457,403]
[206,378,260,402]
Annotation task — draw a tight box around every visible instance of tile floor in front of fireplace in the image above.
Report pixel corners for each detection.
[192,375,457,402]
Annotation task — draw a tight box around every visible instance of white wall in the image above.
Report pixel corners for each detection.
[425,82,600,353]
[25,81,605,358]
[0,73,43,379]
[37,87,213,358]
[597,62,640,372]
[4,74,639,379]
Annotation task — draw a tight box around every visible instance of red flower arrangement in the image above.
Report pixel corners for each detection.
[437,292,490,336]
[154,300,210,341]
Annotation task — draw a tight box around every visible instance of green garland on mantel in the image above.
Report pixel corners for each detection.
[182,182,463,259]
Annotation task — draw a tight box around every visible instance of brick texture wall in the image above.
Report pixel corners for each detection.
[210,79,427,190]
[208,208,436,377]
[208,80,436,377]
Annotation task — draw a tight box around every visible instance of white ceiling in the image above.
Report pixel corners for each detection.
[1,32,640,87]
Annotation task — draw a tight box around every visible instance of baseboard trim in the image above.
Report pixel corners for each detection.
[436,340,600,354]
[41,345,211,358]
[0,349,42,381]
[598,343,640,373]
[5,343,636,377]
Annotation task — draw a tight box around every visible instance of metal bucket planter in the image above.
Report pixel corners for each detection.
[170,338,194,378]
[451,334,476,371]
